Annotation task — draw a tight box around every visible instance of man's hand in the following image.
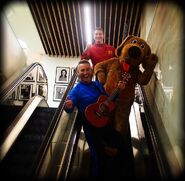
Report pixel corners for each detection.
[65,97,73,109]
[85,44,92,51]
[117,81,125,90]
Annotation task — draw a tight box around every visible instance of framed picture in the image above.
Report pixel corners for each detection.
[55,67,70,83]
[71,67,78,83]
[37,67,46,83]
[19,84,33,100]
[36,84,48,100]
[71,67,76,77]
[24,67,37,82]
[53,84,67,101]
[7,89,17,100]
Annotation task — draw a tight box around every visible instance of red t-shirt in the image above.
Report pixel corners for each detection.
[81,44,115,67]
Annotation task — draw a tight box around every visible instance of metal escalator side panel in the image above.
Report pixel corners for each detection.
[0,95,46,161]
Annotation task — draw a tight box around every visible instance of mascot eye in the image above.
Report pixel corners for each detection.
[140,43,145,49]
[131,39,138,44]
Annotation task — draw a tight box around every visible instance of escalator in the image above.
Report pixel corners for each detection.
[0,106,56,179]
[0,62,80,180]
[0,63,58,179]
[0,62,167,180]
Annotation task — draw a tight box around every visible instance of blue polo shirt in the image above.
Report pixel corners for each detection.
[65,81,107,113]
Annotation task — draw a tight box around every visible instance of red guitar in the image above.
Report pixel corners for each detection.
[85,72,131,127]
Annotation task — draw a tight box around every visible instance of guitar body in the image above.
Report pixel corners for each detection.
[85,72,131,128]
[85,95,115,127]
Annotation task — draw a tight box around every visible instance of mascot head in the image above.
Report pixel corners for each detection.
[115,35,151,71]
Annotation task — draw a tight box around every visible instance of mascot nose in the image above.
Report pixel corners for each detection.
[128,46,141,59]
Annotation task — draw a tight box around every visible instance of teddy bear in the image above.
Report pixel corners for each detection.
[94,35,158,136]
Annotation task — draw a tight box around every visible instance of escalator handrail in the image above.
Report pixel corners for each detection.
[0,62,47,102]
[31,66,79,179]
[139,85,172,179]
[57,112,82,180]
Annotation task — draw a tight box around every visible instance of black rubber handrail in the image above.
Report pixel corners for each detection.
[31,66,79,179]
[58,112,82,180]
[139,85,172,180]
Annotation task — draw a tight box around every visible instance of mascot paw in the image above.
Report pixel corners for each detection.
[97,71,106,85]
[143,53,158,70]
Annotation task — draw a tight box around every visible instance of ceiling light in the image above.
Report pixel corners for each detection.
[84,4,92,44]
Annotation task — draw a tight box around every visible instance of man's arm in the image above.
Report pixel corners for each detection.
[81,44,92,60]
[64,86,78,113]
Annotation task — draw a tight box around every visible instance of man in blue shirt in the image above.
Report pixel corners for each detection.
[65,60,125,179]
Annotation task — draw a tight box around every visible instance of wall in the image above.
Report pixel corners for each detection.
[39,55,79,107]
[3,2,45,66]
[141,1,184,177]
[2,14,26,82]
[2,3,80,108]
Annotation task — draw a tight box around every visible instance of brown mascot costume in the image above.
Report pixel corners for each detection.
[94,35,158,135]
[94,35,158,176]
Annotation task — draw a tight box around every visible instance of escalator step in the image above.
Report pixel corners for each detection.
[0,107,57,178]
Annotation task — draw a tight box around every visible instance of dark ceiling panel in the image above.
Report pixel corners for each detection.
[27,0,144,57]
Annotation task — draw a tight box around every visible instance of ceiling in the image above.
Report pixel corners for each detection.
[27,0,145,57]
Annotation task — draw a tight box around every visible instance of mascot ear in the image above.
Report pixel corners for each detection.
[115,35,135,57]
[146,44,151,57]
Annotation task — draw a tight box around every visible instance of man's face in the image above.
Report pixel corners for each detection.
[94,30,104,44]
[77,63,93,83]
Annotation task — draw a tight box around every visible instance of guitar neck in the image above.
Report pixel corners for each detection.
[104,72,131,104]
[106,88,120,103]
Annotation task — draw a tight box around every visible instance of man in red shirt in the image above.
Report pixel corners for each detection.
[81,27,115,67]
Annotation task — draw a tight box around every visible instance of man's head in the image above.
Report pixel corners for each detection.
[77,60,93,83]
[93,27,104,44]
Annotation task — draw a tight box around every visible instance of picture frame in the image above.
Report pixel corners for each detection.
[71,67,78,83]
[18,84,33,100]
[53,84,67,102]
[24,67,37,82]
[70,67,76,77]
[37,67,46,83]
[7,89,17,100]
[55,67,70,83]
[36,84,48,100]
